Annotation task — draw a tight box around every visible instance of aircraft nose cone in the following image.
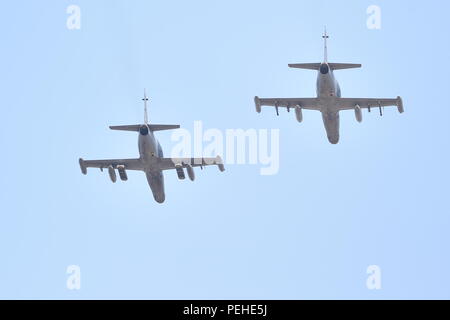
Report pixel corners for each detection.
[154,193,165,203]
[139,125,149,135]
[320,63,329,74]
[327,135,339,144]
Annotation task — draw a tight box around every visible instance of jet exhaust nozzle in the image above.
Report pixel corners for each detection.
[319,63,329,74]
[139,125,149,135]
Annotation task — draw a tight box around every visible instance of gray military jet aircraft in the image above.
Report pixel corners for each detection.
[79,91,225,203]
[254,29,404,144]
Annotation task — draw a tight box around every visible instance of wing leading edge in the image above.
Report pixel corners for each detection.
[79,158,144,174]
[254,96,404,114]
[156,156,225,172]
[254,96,321,112]
[336,97,404,113]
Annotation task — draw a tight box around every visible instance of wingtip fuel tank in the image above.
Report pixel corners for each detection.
[397,96,404,113]
[79,158,87,175]
[254,96,262,113]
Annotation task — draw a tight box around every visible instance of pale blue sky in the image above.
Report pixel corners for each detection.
[0,0,449,299]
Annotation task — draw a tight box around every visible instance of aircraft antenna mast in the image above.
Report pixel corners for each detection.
[143,89,149,124]
[322,27,329,63]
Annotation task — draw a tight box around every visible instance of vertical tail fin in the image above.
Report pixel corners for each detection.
[322,27,329,63]
[288,29,361,71]
[142,89,149,125]
[108,91,180,132]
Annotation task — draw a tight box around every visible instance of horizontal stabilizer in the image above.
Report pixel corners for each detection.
[288,63,361,70]
[148,124,180,131]
[288,63,321,70]
[109,125,140,131]
[109,124,180,132]
[328,63,361,70]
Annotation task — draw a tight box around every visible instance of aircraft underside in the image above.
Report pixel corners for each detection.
[322,111,340,144]
[146,171,165,203]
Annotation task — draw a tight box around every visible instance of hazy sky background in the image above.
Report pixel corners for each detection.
[0,0,449,299]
